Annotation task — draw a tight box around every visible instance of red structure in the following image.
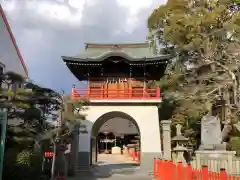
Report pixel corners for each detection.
[153,158,239,180]
[62,43,171,100]
[71,87,160,100]
[44,152,54,158]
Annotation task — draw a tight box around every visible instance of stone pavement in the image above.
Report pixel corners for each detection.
[68,154,152,180]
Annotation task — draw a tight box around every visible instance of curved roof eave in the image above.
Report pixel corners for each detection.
[62,51,172,63]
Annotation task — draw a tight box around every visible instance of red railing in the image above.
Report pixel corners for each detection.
[153,158,240,180]
[71,88,160,100]
[130,150,140,164]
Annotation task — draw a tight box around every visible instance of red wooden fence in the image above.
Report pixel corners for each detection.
[130,150,140,164]
[153,158,240,180]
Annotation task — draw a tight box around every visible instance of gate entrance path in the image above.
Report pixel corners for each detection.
[68,154,151,180]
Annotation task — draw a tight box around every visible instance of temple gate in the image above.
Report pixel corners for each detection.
[62,42,171,173]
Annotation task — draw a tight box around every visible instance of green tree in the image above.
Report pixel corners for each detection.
[0,71,86,180]
[148,0,240,143]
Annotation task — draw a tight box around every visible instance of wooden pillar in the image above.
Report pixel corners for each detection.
[101,66,104,98]
[143,63,146,97]
[129,66,132,98]
[87,66,90,89]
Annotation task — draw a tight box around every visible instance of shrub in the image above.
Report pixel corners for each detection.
[229,136,240,156]
[3,149,45,180]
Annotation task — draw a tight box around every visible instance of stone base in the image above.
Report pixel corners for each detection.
[77,152,90,170]
[199,144,226,150]
[195,150,236,173]
[195,150,236,158]
[111,146,121,154]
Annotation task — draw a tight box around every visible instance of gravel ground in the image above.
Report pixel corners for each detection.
[68,154,152,180]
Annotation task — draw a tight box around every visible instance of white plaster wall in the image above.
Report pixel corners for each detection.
[0,13,27,77]
[78,105,161,154]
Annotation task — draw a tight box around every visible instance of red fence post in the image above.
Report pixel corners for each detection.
[153,158,157,178]
[220,168,227,180]
[72,86,76,99]
[136,151,140,163]
[132,150,136,161]
[164,160,171,180]
[156,87,160,98]
[157,159,162,180]
[187,163,193,180]
[177,162,184,180]
[202,165,209,180]
[167,161,174,180]
[128,88,132,98]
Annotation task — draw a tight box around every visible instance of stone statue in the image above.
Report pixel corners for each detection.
[199,113,225,150]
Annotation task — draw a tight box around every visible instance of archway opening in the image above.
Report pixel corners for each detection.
[91,111,141,165]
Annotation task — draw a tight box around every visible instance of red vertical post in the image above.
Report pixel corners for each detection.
[163,160,168,180]
[202,165,209,180]
[156,87,160,98]
[166,161,173,180]
[187,163,193,180]
[162,160,166,180]
[153,158,157,178]
[128,88,132,98]
[157,159,161,180]
[100,86,103,98]
[85,88,90,98]
[136,151,140,163]
[72,86,76,100]
[168,161,175,180]
[177,162,183,180]
[132,150,136,161]
[220,168,227,180]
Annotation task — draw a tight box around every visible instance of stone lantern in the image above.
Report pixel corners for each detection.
[172,124,189,164]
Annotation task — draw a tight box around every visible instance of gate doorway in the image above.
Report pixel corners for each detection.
[90,111,141,165]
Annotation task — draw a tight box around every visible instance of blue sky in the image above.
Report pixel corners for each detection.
[0,0,166,93]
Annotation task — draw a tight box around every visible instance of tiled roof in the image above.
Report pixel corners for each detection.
[62,42,171,62]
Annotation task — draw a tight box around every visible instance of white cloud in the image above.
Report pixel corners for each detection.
[117,0,153,14]
[0,0,166,92]
[2,0,154,31]
[1,0,16,12]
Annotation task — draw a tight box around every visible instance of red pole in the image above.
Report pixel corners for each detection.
[220,168,227,180]
[202,165,208,180]
[136,151,140,163]
[157,159,161,180]
[177,162,183,180]
[132,150,136,161]
[153,158,157,178]
[187,163,193,180]
[156,87,160,98]
[71,87,76,99]
[168,161,175,180]
[166,161,173,180]
[162,160,165,178]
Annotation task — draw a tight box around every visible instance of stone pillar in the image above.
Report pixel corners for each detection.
[69,129,79,176]
[77,121,91,170]
[161,120,172,160]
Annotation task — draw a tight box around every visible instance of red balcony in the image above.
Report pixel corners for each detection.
[71,88,160,100]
